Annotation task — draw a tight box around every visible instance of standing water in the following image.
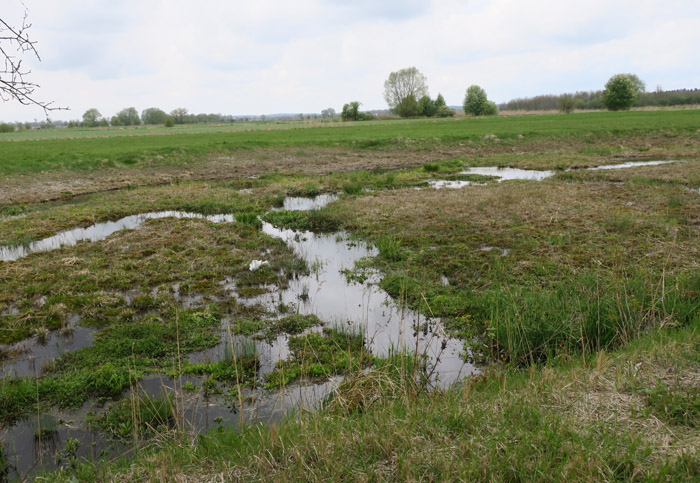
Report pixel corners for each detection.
[1,195,474,478]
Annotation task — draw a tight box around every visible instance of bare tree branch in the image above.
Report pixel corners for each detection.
[0,7,67,114]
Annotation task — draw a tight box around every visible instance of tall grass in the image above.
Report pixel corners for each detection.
[479,271,699,364]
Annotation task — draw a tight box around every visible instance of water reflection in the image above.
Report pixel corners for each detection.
[0,211,235,262]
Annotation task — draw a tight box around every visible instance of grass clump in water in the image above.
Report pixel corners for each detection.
[88,391,175,441]
[265,325,367,388]
[262,209,341,232]
[263,314,323,340]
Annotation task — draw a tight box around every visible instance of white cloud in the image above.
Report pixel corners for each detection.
[2,0,699,121]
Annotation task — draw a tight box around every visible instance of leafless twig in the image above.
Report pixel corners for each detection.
[0,7,67,114]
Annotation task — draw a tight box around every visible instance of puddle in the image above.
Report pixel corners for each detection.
[1,316,96,378]
[274,194,339,211]
[427,161,684,189]
[1,374,340,480]
[460,166,555,181]
[427,166,554,189]
[0,211,235,262]
[0,403,130,480]
[428,180,482,189]
[589,160,679,170]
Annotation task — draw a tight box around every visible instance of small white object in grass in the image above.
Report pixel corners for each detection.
[249,260,268,271]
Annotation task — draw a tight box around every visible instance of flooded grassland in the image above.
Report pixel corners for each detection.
[1,118,699,480]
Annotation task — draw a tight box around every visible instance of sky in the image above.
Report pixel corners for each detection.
[1,0,699,122]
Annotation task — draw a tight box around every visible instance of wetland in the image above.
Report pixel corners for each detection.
[1,111,699,481]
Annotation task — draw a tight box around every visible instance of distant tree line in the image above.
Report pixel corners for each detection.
[65,107,238,128]
[500,88,700,112]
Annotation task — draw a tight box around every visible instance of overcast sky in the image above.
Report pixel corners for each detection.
[2,0,699,122]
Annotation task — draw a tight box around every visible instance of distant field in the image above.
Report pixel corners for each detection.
[1,110,698,177]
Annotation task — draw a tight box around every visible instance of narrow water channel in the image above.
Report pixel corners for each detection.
[0,211,235,262]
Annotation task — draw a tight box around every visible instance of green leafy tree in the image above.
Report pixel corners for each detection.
[483,101,498,116]
[463,85,498,116]
[395,94,421,117]
[435,93,446,108]
[141,107,166,125]
[341,101,361,121]
[602,74,640,111]
[164,115,175,128]
[384,67,429,117]
[116,107,140,126]
[0,122,15,133]
[434,93,455,117]
[418,95,437,117]
[82,108,102,127]
[626,74,646,95]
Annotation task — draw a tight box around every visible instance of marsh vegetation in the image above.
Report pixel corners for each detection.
[0,111,698,480]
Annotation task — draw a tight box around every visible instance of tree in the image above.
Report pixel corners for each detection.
[170,107,189,124]
[116,107,140,126]
[321,108,336,119]
[418,95,437,117]
[383,67,428,117]
[141,107,166,125]
[602,74,639,111]
[395,94,421,117]
[82,108,102,127]
[463,85,497,116]
[434,93,455,117]
[627,74,646,95]
[164,115,175,128]
[1,7,65,113]
[558,96,576,114]
[341,101,361,121]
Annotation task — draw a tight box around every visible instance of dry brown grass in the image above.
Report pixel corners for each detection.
[336,178,700,280]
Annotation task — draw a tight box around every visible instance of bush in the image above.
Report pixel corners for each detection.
[602,74,639,111]
[395,94,421,118]
[418,95,437,117]
[164,115,175,128]
[0,123,15,133]
[463,85,497,116]
[436,105,455,117]
[484,101,498,116]
[558,96,576,113]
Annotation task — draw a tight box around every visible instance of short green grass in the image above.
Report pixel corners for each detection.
[1,110,698,177]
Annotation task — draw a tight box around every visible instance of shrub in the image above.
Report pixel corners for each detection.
[558,96,576,113]
[463,85,497,116]
[602,74,639,111]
